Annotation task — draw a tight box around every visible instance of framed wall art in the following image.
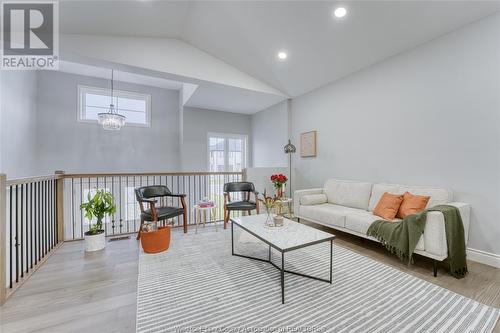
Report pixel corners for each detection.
[300,131,317,157]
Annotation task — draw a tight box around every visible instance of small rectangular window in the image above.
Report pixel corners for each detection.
[78,85,151,127]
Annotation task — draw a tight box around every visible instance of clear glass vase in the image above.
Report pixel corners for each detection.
[264,207,274,227]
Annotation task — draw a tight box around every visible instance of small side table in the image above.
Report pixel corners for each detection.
[193,205,218,233]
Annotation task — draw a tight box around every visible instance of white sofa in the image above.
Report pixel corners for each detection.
[294,179,470,275]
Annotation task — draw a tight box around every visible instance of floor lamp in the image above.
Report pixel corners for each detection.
[284,139,296,198]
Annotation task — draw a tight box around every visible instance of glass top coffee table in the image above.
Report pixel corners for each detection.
[231,214,335,304]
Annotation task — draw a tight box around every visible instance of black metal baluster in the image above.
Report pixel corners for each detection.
[104,176,107,236]
[79,178,83,240]
[126,176,129,233]
[188,175,191,224]
[20,184,24,278]
[54,180,56,246]
[111,176,116,235]
[15,185,19,283]
[42,180,45,257]
[46,180,49,255]
[30,182,33,269]
[42,181,46,257]
[54,179,58,245]
[48,181,51,250]
[133,176,137,231]
[168,175,172,207]
[25,183,29,272]
[202,175,206,203]
[182,176,186,226]
[52,180,57,247]
[177,175,180,226]
[219,174,222,220]
[49,180,52,249]
[35,182,39,264]
[86,177,90,237]
[48,180,51,249]
[71,178,75,240]
[198,174,202,201]
[40,181,45,258]
[51,180,54,248]
[118,176,123,234]
[9,186,13,288]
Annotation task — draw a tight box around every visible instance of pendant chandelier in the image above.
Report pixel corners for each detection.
[98,69,126,130]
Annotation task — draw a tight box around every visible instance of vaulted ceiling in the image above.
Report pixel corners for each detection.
[59,0,500,112]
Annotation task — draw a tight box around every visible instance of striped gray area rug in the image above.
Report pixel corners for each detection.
[136,225,499,333]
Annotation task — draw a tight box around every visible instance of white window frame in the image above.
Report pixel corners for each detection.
[77,85,152,128]
[207,132,248,172]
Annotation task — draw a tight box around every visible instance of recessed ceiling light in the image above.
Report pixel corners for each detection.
[334,7,347,18]
[277,51,288,60]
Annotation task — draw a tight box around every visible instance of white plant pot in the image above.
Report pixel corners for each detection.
[84,231,106,252]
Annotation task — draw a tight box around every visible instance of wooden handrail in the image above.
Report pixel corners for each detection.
[4,171,244,185]
[62,171,244,178]
[6,174,62,186]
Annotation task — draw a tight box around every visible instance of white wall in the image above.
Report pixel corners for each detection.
[36,71,180,174]
[182,107,252,171]
[0,71,39,178]
[291,14,500,255]
[251,100,289,168]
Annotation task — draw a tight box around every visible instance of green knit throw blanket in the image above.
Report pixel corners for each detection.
[366,205,468,279]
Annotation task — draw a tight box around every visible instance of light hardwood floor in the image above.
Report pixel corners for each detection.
[0,236,139,333]
[1,223,499,332]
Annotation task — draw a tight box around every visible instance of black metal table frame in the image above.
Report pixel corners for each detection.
[231,220,334,304]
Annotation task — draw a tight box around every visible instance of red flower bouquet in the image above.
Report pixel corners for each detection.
[270,174,287,188]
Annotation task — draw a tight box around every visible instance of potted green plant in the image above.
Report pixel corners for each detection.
[80,189,116,252]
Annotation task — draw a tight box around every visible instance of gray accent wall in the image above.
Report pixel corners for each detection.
[182,106,252,171]
[290,14,500,255]
[0,71,39,178]
[36,71,181,174]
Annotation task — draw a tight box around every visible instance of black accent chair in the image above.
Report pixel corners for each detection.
[135,185,188,239]
[223,182,259,229]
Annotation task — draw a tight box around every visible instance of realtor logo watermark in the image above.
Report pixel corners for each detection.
[1,1,59,70]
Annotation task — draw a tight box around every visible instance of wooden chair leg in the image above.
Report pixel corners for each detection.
[137,219,145,240]
[248,210,251,216]
[183,212,188,233]
[224,209,229,229]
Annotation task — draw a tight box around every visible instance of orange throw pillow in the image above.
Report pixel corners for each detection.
[397,192,431,219]
[373,192,404,220]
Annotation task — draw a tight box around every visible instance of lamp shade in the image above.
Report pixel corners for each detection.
[284,139,296,154]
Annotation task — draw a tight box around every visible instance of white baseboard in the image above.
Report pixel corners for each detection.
[467,248,500,268]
